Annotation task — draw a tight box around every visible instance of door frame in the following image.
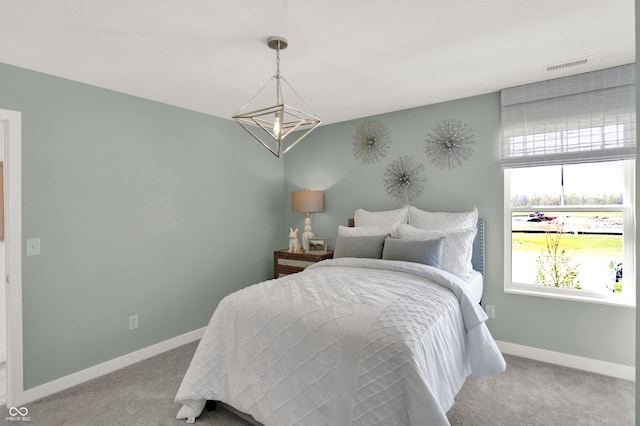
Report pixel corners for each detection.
[0,109,23,407]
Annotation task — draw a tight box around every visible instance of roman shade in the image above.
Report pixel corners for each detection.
[501,64,636,168]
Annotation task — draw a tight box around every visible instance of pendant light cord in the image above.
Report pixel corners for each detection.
[275,40,281,79]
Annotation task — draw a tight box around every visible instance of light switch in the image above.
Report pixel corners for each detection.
[26,238,40,256]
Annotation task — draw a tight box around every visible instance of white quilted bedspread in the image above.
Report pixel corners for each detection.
[175,258,505,425]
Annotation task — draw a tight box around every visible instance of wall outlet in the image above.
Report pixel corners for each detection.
[485,305,496,319]
[128,314,139,330]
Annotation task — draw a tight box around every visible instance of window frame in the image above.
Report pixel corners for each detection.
[503,160,636,307]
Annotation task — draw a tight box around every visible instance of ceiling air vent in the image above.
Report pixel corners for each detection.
[545,57,589,72]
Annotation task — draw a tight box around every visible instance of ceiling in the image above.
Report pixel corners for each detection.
[0,0,635,125]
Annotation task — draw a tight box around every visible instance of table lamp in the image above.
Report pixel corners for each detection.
[291,188,324,252]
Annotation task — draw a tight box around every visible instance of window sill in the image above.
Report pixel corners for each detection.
[505,283,636,308]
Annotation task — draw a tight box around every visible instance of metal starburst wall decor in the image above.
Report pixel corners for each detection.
[352,120,391,164]
[424,118,475,169]
[383,156,426,203]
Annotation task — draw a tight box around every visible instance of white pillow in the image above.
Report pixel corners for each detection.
[408,206,478,231]
[338,222,398,237]
[354,205,410,227]
[396,224,477,279]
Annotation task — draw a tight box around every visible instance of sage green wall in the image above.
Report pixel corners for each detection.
[0,63,284,389]
[285,92,635,367]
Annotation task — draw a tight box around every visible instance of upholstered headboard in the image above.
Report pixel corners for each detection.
[471,219,485,276]
[346,218,486,275]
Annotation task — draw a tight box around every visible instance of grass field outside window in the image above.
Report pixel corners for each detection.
[511,212,623,294]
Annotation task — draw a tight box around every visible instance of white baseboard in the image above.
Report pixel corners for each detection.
[496,340,635,382]
[12,327,206,407]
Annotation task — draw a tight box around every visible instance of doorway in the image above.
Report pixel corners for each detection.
[0,117,7,404]
[0,109,23,408]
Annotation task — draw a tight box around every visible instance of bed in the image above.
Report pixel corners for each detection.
[175,205,505,425]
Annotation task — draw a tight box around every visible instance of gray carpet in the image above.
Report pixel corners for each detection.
[2,341,633,425]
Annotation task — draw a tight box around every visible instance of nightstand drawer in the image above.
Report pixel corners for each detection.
[277,258,316,268]
[273,249,334,279]
[275,265,304,278]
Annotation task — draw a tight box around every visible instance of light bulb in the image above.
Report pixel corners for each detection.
[273,111,282,138]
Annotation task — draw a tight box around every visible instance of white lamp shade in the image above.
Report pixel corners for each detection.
[291,190,324,213]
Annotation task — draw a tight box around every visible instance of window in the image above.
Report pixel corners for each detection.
[501,64,636,306]
[505,160,634,305]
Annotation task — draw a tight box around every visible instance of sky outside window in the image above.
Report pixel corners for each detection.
[510,161,624,205]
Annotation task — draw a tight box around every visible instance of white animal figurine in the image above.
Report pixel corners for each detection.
[288,227,301,252]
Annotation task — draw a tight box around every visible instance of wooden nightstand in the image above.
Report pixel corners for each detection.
[273,249,334,278]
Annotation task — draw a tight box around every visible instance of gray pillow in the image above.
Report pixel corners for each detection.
[382,237,445,267]
[334,235,386,259]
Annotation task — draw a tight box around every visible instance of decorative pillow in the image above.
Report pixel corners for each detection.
[354,205,410,227]
[382,237,444,268]
[334,235,386,259]
[408,206,478,231]
[396,224,477,279]
[338,222,398,237]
